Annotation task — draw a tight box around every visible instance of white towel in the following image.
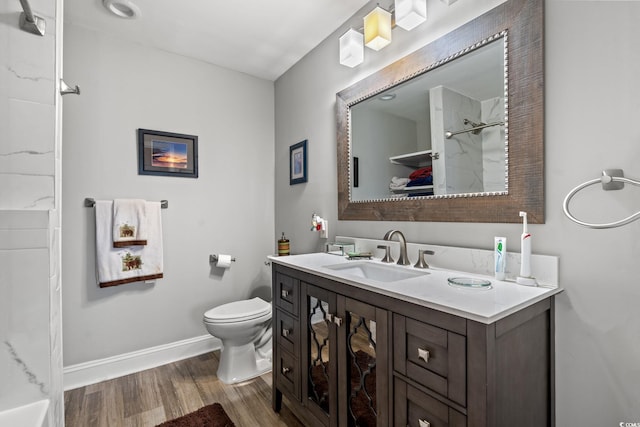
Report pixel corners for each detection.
[96,200,164,288]
[112,199,148,247]
[389,176,410,190]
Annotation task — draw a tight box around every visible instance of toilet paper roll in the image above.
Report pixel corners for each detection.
[216,254,232,268]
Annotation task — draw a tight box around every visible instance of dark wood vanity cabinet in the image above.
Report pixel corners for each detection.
[272,264,555,427]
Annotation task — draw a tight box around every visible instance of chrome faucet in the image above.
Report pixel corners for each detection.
[383,230,410,265]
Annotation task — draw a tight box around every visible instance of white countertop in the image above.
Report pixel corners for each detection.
[269,252,563,324]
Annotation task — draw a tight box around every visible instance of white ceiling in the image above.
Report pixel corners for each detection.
[63,0,371,81]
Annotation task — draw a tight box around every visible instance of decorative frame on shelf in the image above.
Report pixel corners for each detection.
[289,139,308,185]
[137,128,198,178]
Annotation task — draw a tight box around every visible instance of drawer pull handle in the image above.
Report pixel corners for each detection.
[418,347,430,363]
[325,313,334,323]
[282,328,291,337]
[418,419,431,427]
[282,366,291,374]
[281,289,290,298]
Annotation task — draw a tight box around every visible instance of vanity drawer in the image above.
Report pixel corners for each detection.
[275,346,300,401]
[394,378,466,427]
[394,314,466,407]
[275,272,299,316]
[275,309,299,355]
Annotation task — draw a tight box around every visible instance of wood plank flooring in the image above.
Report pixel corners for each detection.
[64,351,304,427]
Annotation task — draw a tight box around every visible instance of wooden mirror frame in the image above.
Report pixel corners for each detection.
[337,0,543,223]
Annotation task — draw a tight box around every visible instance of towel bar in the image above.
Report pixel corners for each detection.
[84,198,168,209]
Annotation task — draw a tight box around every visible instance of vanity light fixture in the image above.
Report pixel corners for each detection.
[340,1,436,67]
[364,6,392,51]
[102,0,141,19]
[339,29,364,68]
[395,0,427,31]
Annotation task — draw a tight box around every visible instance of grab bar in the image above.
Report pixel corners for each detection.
[84,198,169,209]
[18,0,46,36]
[445,120,505,139]
[563,169,640,229]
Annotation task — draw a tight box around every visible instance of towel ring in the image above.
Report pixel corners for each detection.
[563,169,640,229]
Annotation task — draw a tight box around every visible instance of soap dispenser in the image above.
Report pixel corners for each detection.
[516,211,537,286]
[278,232,290,256]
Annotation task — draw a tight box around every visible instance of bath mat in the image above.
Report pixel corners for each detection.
[156,403,235,427]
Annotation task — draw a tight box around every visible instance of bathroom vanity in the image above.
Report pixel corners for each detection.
[270,252,560,427]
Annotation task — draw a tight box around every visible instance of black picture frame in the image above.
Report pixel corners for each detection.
[137,129,198,178]
[289,139,308,185]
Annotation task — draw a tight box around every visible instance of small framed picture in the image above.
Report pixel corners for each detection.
[138,129,198,178]
[290,139,308,185]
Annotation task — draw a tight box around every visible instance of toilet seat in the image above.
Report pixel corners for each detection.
[204,297,271,324]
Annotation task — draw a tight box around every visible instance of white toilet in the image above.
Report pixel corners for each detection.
[203,297,273,384]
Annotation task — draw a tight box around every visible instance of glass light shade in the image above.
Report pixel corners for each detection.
[395,0,427,31]
[339,29,364,68]
[363,6,392,51]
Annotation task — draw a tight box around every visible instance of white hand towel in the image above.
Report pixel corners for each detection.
[96,200,163,288]
[389,176,410,190]
[112,199,148,247]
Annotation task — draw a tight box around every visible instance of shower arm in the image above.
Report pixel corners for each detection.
[18,0,46,36]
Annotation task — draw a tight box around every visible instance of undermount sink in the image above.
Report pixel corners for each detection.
[323,261,430,283]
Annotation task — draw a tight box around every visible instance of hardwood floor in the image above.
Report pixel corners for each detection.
[64,351,304,427]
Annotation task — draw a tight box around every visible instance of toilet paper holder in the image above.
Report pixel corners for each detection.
[209,254,236,264]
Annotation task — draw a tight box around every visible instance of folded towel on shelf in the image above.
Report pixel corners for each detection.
[389,176,411,190]
[409,166,432,180]
[112,199,148,247]
[96,200,164,288]
[406,175,433,187]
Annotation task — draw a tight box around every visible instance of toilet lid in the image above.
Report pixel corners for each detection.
[204,297,271,322]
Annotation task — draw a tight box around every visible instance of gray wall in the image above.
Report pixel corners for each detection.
[275,0,640,424]
[62,25,275,366]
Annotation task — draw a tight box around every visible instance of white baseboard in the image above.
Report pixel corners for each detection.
[63,334,221,391]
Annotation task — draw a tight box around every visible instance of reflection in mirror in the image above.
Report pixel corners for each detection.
[350,34,507,201]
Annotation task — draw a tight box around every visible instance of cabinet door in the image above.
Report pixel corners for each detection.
[338,297,389,427]
[303,283,338,426]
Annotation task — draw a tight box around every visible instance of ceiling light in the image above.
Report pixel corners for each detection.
[379,93,396,101]
[395,0,427,31]
[364,6,392,51]
[102,0,141,19]
[339,29,364,68]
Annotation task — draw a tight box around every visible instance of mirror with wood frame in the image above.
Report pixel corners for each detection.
[336,0,543,223]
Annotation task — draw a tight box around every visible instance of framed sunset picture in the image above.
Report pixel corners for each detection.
[138,129,198,178]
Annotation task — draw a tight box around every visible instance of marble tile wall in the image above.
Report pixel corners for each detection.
[481,96,506,192]
[430,85,484,195]
[0,0,57,210]
[0,0,63,425]
[0,211,51,411]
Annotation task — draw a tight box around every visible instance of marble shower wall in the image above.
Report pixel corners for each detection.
[430,86,506,195]
[481,96,506,192]
[0,0,63,425]
[430,85,484,194]
[0,0,57,210]
[0,212,52,412]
